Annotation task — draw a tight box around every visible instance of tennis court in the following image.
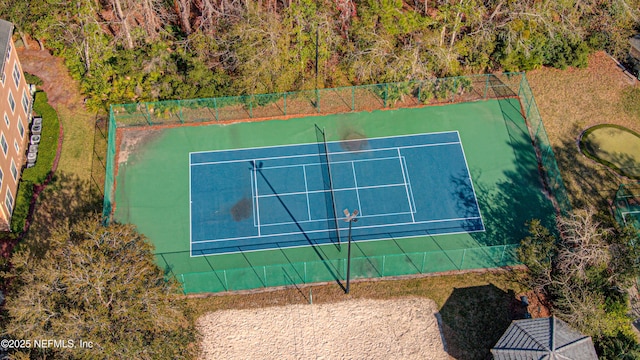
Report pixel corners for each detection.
[190,131,483,256]
[106,75,564,293]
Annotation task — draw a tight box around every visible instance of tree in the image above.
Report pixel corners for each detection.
[518,208,640,356]
[3,216,198,359]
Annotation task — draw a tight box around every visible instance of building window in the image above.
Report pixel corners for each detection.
[5,42,11,62]
[8,92,15,113]
[12,63,20,88]
[21,90,29,114]
[0,72,4,85]
[10,160,17,181]
[1,133,8,156]
[13,139,18,153]
[5,189,13,213]
[17,119,24,139]
[3,113,7,127]
[0,168,3,188]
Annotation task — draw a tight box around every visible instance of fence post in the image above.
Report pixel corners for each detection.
[178,100,184,123]
[451,78,457,102]
[304,262,307,283]
[223,270,228,291]
[263,266,267,287]
[144,103,152,125]
[382,255,386,276]
[500,245,506,264]
[249,96,253,118]
[316,89,320,113]
[418,81,422,104]
[384,83,389,108]
[283,93,287,116]
[351,86,355,111]
[421,252,426,273]
[213,98,219,122]
[460,249,466,269]
[484,75,490,99]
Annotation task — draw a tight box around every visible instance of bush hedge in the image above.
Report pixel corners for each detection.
[10,91,59,233]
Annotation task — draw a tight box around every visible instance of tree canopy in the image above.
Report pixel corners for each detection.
[3,216,198,359]
[1,0,638,109]
[518,208,640,357]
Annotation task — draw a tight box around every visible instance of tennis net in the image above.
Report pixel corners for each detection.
[315,125,342,245]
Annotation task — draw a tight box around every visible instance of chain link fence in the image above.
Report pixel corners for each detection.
[100,73,571,294]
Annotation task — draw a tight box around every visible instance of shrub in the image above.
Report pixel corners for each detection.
[9,91,59,233]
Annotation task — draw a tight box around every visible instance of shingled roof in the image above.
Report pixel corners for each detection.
[491,316,598,360]
[0,19,13,76]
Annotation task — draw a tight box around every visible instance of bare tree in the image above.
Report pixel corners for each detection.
[555,207,611,281]
[112,0,134,48]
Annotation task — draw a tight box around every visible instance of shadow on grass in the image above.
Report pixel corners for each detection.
[554,123,622,210]
[439,284,523,360]
[18,172,102,258]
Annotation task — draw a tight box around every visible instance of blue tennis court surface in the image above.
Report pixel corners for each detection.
[189,131,484,256]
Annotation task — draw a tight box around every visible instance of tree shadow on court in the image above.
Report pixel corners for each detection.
[451,133,556,250]
[20,172,103,258]
[439,284,521,359]
[254,164,346,291]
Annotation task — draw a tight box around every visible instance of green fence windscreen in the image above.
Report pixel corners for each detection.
[102,73,569,294]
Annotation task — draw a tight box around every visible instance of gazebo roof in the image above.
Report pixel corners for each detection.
[491,316,598,360]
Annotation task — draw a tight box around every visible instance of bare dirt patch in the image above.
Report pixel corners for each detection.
[197,297,450,360]
[17,49,84,111]
[117,128,162,165]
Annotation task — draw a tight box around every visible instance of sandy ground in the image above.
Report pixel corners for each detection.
[197,297,451,359]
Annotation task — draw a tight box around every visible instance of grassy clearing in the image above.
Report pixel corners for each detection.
[54,106,96,180]
[526,51,640,209]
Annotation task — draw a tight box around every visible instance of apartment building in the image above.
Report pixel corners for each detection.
[0,19,32,231]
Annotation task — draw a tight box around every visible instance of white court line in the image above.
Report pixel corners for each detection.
[189,130,461,155]
[189,154,193,257]
[258,210,416,228]
[251,166,257,227]
[398,149,415,223]
[622,210,640,225]
[247,155,402,171]
[190,142,461,167]
[253,160,261,236]
[255,183,410,199]
[190,227,487,256]
[351,161,363,215]
[456,131,486,232]
[401,156,417,214]
[302,165,311,221]
[192,216,483,245]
